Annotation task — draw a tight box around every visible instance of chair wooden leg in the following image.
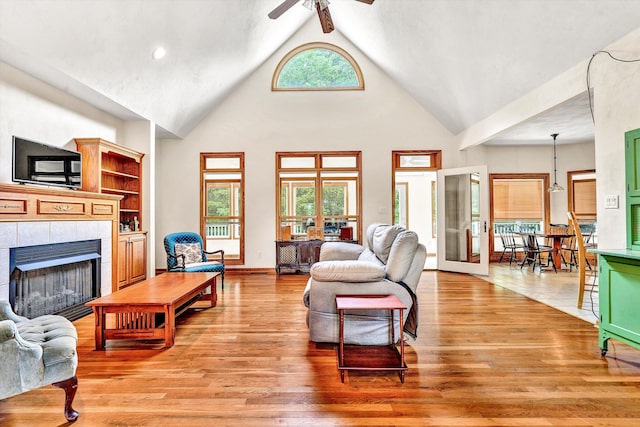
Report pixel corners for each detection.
[52,375,79,422]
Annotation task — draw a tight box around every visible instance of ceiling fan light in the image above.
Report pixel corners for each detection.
[302,0,314,10]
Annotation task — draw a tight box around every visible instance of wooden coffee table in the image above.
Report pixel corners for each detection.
[336,294,408,383]
[86,272,218,349]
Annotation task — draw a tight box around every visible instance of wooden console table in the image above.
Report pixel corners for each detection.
[336,294,408,383]
[86,272,218,349]
[275,239,358,274]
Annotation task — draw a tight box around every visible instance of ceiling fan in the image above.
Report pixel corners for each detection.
[268,0,375,34]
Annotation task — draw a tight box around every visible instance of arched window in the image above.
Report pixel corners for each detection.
[272,42,364,91]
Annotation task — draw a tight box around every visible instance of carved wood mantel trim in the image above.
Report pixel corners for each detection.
[0,183,122,292]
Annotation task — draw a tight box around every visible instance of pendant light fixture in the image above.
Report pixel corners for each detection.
[548,133,564,192]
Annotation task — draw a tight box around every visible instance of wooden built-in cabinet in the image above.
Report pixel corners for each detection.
[74,138,144,228]
[118,232,147,288]
[75,138,147,289]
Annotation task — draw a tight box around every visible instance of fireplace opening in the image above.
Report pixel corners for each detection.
[10,239,101,321]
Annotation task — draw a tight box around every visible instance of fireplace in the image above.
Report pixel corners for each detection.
[10,239,101,321]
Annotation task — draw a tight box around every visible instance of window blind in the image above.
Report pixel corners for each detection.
[573,179,596,218]
[493,180,543,220]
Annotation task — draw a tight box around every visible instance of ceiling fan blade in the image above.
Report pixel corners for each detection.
[355,0,375,4]
[268,0,301,19]
[316,2,335,33]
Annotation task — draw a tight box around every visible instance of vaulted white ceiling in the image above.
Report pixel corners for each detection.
[1,0,639,144]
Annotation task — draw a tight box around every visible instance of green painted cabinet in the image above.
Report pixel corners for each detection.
[595,249,640,355]
[594,128,640,355]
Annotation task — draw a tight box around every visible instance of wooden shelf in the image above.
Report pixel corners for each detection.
[102,187,140,196]
[102,169,140,180]
[75,138,144,228]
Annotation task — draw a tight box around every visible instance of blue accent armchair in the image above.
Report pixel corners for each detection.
[163,232,225,289]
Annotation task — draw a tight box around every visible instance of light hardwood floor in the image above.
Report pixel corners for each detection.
[484,262,600,324]
[2,269,638,427]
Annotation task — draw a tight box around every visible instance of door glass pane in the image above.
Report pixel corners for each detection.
[394,183,408,228]
[206,183,230,216]
[444,173,479,263]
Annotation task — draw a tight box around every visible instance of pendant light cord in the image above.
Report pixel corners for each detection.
[587,51,640,125]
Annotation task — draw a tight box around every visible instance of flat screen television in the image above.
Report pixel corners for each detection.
[12,136,82,189]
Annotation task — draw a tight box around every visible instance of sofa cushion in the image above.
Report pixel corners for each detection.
[310,260,386,282]
[385,230,419,282]
[371,224,405,264]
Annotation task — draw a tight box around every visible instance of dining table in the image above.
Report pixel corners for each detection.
[520,232,574,270]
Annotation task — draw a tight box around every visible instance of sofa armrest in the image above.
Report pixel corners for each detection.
[310,260,386,282]
[319,242,364,261]
[0,300,28,323]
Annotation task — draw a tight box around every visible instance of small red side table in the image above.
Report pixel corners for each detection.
[335,294,408,383]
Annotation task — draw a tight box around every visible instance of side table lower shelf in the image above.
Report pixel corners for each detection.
[338,344,408,382]
[336,294,408,383]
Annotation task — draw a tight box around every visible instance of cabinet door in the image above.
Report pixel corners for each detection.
[129,234,147,283]
[117,236,129,288]
[297,242,313,267]
[626,128,640,249]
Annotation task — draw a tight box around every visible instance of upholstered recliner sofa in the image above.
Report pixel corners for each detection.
[0,300,79,422]
[303,223,426,345]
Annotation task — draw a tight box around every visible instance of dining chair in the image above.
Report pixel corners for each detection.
[520,232,557,273]
[567,211,598,308]
[498,227,523,265]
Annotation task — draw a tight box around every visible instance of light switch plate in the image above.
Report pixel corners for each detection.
[605,194,619,209]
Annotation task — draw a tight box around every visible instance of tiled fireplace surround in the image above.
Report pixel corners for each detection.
[0,220,113,302]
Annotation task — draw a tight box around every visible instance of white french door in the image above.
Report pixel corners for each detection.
[437,165,489,275]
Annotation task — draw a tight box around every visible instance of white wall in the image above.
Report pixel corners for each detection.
[464,141,596,225]
[155,20,456,269]
[123,120,156,277]
[591,28,640,250]
[0,62,124,180]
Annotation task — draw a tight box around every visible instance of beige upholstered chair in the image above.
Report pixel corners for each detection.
[0,300,79,422]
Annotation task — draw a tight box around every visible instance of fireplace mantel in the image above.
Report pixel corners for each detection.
[0,183,122,292]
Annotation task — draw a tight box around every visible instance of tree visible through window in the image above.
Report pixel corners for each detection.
[272,42,364,91]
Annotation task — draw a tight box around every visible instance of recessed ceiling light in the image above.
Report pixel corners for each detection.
[152,46,166,60]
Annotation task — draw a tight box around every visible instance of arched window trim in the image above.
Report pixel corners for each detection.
[272,42,365,91]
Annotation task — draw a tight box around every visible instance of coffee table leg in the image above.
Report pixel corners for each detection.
[165,305,176,347]
[93,306,104,350]
[210,277,217,307]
